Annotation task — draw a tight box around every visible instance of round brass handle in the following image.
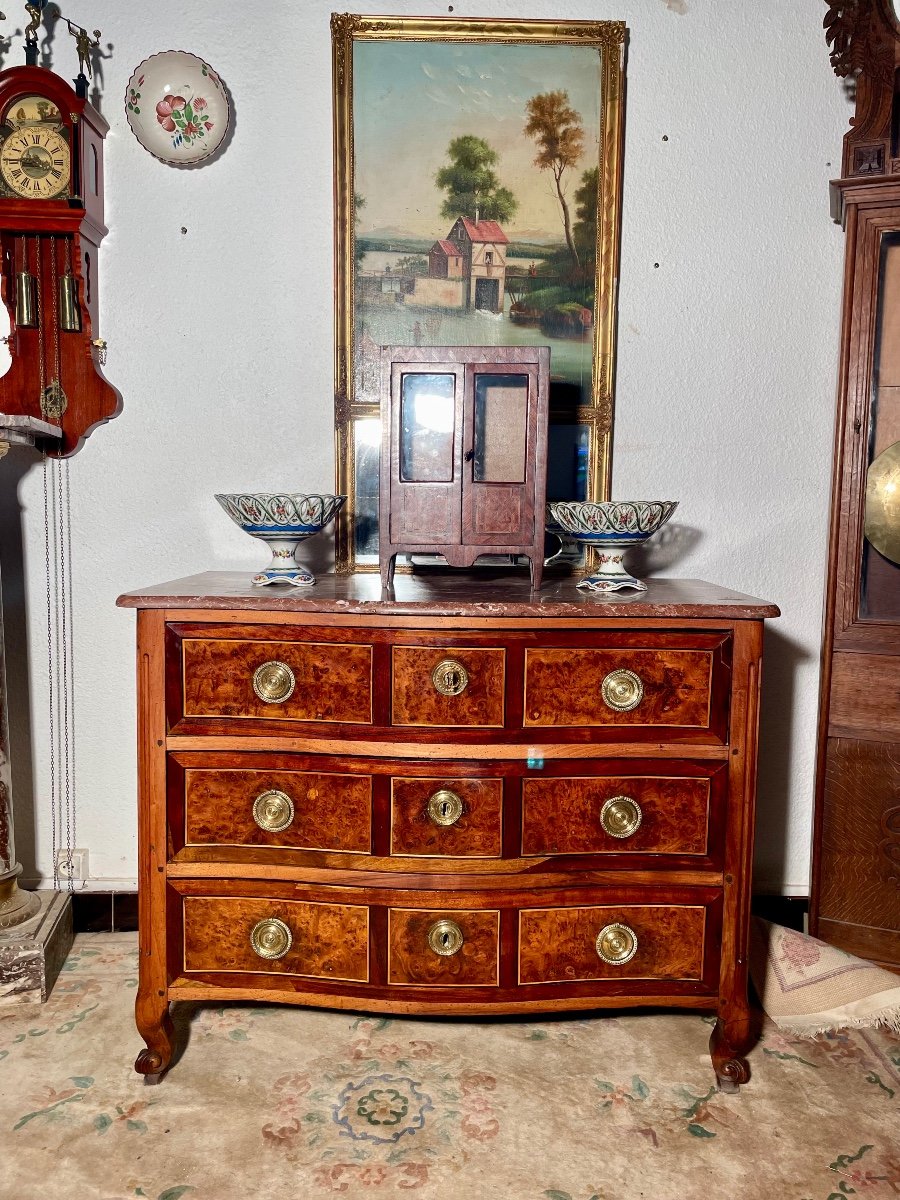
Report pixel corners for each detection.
[250,917,293,960]
[427,918,464,957]
[253,660,296,704]
[600,795,643,839]
[431,659,469,697]
[427,789,464,827]
[596,922,638,965]
[601,668,644,712]
[252,789,295,833]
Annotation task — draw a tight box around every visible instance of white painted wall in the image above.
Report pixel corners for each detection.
[0,0,850,894]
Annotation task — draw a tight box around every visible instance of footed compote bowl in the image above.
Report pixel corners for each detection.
[215,492,345,587]
[546,500,678,592]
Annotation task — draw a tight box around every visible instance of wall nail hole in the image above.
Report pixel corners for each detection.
[180,226,188,235]
[662,134,669,141]
[653,262,660,269]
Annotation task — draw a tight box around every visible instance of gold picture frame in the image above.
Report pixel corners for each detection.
[331,13,626,573]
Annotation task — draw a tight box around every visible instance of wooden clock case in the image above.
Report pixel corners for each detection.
[810,0,900,969]
[0,65,118,456]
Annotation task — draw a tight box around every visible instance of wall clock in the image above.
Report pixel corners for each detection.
[0,27,119,456]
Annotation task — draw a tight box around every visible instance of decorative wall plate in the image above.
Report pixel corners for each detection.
[125,51,229,165]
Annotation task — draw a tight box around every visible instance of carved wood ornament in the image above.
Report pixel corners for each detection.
[825,0,900,176]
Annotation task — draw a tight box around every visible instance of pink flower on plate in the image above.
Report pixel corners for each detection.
[167,94,186,110]
[204,121,214,131]
[183,120,200,138]
[193,96,208,111]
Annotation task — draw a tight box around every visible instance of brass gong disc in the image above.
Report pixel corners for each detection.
[865,440,900,566]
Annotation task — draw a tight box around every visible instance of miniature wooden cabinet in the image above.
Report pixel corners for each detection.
[379,346,549,591]
[118,572,777,1089]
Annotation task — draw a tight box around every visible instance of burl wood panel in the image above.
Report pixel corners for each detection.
[392,646,505,727]
[182,638,373,724]
[524,648,714,729]
[388,908,500,986]
[391,777,502,857]
[828,653,900,740]
[816,738,900,967]
[521,775,711,857]
[183,896,369,981]
[184,768,372,853]
[518,905,707,984]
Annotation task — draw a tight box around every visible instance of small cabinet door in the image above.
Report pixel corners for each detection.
[387,363,463,546]
[462,365,538,545]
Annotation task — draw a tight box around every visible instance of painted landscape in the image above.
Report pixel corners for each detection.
[351,39,604,406]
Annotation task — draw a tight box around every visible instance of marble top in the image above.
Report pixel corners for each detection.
[117,572,779,620]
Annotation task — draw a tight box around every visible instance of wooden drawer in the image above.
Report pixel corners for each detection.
[518,903,707,984]
[392,646,505,727]
[523,643,720,732]
[522,773,713,858]
[183,766,372,853]
[183,895,369,981]
[391,776,502,857]
[181,637,373,724]
[388,908,500,986]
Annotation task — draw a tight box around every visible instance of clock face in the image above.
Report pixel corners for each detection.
[0,96,71,200]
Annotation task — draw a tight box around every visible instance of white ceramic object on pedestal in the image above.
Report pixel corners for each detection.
[215,493,345,587]
[547,500,679,592]
[125,51,230,165]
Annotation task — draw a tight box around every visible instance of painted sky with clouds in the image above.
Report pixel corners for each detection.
[353,41,603,243]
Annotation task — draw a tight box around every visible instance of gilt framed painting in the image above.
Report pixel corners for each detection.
[331,14,626,571]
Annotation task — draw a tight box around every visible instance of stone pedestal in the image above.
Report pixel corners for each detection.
[0,890,73,1004]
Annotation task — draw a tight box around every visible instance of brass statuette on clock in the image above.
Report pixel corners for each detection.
[0,4,119,457]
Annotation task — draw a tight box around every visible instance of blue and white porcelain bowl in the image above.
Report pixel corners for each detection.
[215,492,345,587]
[546,500,678,592]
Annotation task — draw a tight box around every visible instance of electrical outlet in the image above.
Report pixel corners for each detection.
[55,848,88,881]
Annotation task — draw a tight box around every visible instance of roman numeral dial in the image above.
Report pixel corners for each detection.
[0,121,70,199]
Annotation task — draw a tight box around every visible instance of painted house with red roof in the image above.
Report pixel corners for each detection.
[429,238,464,280]
[421,217,508,312]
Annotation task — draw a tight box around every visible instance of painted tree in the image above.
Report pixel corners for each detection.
[524,91,585,270]
[353,192,366,269]
[572,166,599,265]
[435,135,518,225]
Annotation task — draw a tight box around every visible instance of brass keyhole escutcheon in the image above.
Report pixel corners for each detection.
[252,660,296,704]
[252,789,295,833]
[427,789,464,827]
[250,917,293,960]
[600,668,644,712]
[595,922,638,965]
[600,796,643,839]
[431,659,469,697]
[427,918,464,957]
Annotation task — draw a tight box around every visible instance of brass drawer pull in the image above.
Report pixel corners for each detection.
[600,796,643,839]
[250,917,293,960]
[252,660,296,704]
[431,659,469,697]
[252,789,295,833]
[596,922,638,965]
[427,918,464,956]
[427,788,464,827]
[601,668,644,712]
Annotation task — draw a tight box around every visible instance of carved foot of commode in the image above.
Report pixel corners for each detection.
[709,1017,751,1093]
[135,1004,175,1081]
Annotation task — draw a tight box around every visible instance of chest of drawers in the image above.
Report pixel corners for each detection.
[117,572,778,1089]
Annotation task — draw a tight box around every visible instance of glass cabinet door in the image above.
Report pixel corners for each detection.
[860,230,900,621]
[472,373,528,483]
[399,373,456,483]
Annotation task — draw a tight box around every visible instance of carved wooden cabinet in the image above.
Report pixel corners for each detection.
[117,573,777,1087]
[379,347,549,591]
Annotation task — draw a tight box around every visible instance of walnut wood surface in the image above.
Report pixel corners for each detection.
[518,904,708,984]
[182,766,372,854]
[521,774,713,858]
[391,646,505,727]
[390,776,502,857]
[181,637,373,724]
[828,652,900,740]
[182,896,369,982]
[524,646,717,730]
[387,908,500,986]
[117,572,779,620]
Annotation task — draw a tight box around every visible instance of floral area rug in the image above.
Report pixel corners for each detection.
[0,933,898,1200]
